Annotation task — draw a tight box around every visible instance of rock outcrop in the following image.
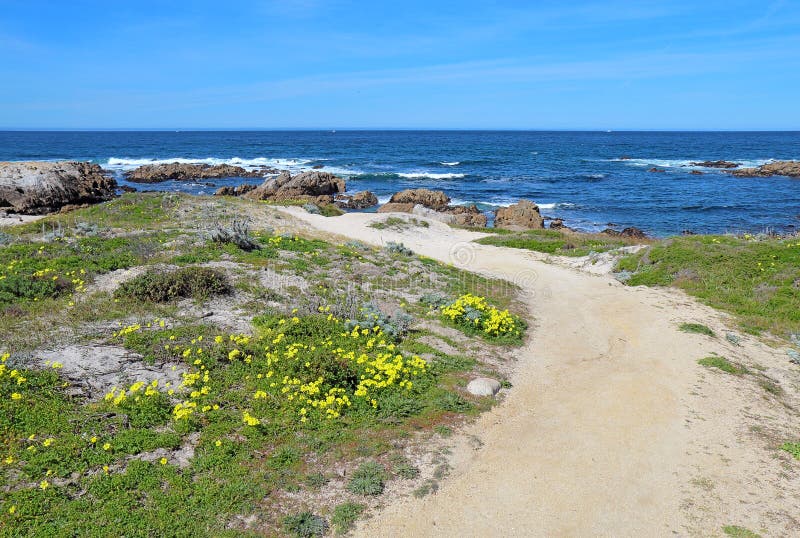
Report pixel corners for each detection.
[377,202,415,214]
[494,200,544,231]
[335,191,378,210]
[245,170,346,203]
[690,160,740,169]
[648,167,666,173]
[214,184,257,197]
[467,377,502,397]
[730,161,800,178]
[389,189,450,211]
[0,161,117,215]
[125,163,265,183]
[602,227,648,239]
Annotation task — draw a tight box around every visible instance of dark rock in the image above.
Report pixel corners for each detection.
[730,161,800,178]
[124,163,264,183]
[689,160,739,169]
[690,170,704,175]
[494,199,544,230]
[120,185,138,193]
[648,167,666,173]
[389,189,450,211]
[619,156,632,160]
[681,229,696,235]
[603,226,648,239]
[214,184,257,197]
[335,191,378,210]
[0,161,117,215]
[245,170,346,202]
[550,218,565,230]
[312,164,324,169]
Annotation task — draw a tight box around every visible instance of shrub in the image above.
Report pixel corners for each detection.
[439,294,523,340]
[115,267,231,302]
[344,302,413,340]
[393,461,420,479]
[384,241,413,256]
[780,441,800,460]
[283,512,328,538]
[208,219,259,251]
[346,461,388,496]
[331,503,365,535]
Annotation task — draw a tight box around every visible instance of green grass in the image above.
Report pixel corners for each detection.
[698,355,748,375]
[476,228,641,257]
[679,322,716,337]
[617,235,800,338]
[722,525,761,538]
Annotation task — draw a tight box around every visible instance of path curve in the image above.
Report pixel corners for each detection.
[280,208,799,537]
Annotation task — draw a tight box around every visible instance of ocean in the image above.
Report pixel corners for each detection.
[1,130,799,236]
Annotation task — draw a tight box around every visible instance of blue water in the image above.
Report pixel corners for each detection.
[2,130,799,236]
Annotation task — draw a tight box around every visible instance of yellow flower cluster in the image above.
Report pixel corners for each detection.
[441,294,520,338]
[104,379,162,405]
[1,352,27,403]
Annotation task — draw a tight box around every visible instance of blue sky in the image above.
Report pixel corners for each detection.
[1,0,799,129]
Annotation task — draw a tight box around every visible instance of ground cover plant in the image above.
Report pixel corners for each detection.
[0,192,527,536]
[616,234,800,338]
[476,228,642,257]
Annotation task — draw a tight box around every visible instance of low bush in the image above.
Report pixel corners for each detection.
[347,461,388,496]
[331,503,365,534]
[115,266,231,302]
[283,512,328,537]
[437,293,524,342]
[208,219,259,251]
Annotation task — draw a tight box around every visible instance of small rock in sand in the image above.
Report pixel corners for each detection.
[467,377,502,397]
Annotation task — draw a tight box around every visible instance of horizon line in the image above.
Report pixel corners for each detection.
[1,128,799,133]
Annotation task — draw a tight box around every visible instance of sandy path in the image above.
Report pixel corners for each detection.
[281,208,800,537]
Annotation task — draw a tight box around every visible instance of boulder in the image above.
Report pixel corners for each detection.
[214,184,257,197]
[648,167,666,173]
[730,161,800,178]
[550,218,565,229]
[0,161,117,215]
[466,377,502,397]
[377,202,415,214]
[389,189,450,210]
[689,170,704,175]
[690,160,740,169]
[124,163,264,183]
[602,227,648,239]
[335,191,378,210]
[494,199,544,231]
[246,170,346,202]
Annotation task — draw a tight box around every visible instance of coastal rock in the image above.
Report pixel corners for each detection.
[690,170,704,175]
[494,199,544,231]
[0,161,117,215]
[389,189,450,211]
[648,167,666,173]
[214,184,257,197]
[124,163,264,183]
[550,218,565,230]
[467,377,502,397]
[246,170,346,201]
[690,160,739,169]
[602,227,648,239]
[335,191,378,210]
[377,202,415,214]
[730,160,800,178]
[411,204,488,228]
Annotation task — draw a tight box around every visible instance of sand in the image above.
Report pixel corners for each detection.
[281,208,800,537]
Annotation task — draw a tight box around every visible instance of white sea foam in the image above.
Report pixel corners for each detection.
[613,157,781,170]
[439,161,460,166]
[397,172,465,179]
[103,156,370,178]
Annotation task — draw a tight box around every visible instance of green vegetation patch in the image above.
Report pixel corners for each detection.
[369,216,430,231]
[780,441,800,460]
[617,235,800,337]
[115,267,231,302]
[722,525,762,538]
[698,355,748,375]
[679,322,716,337]
[476,229,640,257]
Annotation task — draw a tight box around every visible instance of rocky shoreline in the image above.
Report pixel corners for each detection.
[3,159,800,235]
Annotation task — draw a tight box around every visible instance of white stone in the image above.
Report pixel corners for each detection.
[467,377,502,397]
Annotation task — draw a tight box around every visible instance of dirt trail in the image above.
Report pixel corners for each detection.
[282,208,800,537]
